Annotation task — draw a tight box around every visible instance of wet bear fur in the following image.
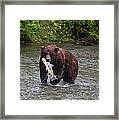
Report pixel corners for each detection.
[39,45,78,85]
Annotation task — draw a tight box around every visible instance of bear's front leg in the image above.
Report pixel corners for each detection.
[57,67,64,80]
[50,67,64,85]
[39,58,48,84]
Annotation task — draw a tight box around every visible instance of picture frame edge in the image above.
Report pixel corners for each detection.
[0,0,118,120]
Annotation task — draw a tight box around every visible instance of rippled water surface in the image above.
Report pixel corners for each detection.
[20,43,99,100]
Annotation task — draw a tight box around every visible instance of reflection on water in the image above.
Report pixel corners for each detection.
[20,43,99,100]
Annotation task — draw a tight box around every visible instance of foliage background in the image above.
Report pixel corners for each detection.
[20,20,99,45]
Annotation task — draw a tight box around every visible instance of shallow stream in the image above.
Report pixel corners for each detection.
[20,43,99,100]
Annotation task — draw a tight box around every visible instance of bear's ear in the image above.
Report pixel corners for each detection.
[54,47,59,53]
[41,46,45,50]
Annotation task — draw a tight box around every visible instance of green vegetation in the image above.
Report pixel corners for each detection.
[20,20,99,45]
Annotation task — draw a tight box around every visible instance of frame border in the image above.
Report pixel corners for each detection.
[0,0,118,120]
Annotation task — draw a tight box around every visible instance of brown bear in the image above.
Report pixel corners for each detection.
[39,45,78,85]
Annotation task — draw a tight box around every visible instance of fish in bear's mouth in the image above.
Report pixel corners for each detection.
[42,58,58,85]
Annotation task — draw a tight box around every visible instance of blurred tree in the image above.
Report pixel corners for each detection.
[20,20,99,45]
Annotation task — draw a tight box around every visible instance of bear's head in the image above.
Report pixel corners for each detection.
[40,45,59,63]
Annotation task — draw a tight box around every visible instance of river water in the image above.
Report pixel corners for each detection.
[20,43,99,100]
